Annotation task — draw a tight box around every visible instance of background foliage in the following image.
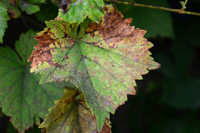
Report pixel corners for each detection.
[0,0,200,132]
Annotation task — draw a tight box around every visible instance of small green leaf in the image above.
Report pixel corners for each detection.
[20,1,40,14]
[180,0,188,10]
[57,0,104,24]
[0,30,72,132]
[0,2,10,43]
[180,1,186,9]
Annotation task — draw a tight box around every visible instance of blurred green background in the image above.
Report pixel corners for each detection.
[0,0,200,132]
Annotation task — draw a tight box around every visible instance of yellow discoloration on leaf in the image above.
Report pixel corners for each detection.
[30,61,52,73]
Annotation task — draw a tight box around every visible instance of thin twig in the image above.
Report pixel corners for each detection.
[21,17,31,30]
[104,0,200,16]
[21,14,45,29]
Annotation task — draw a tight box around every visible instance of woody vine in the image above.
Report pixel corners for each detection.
[0,0,199,133]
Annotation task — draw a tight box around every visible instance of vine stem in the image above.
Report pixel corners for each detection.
[21,14,45,29]
[104,0,200,16]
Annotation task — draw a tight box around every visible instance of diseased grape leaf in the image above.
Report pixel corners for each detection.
[39,88,112,133]
[57,0,104,24]
[0,30,74,133]
[0,2,10,43]
[28,5,160,131]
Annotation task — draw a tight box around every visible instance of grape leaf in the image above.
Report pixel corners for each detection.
[28,5,160,131]
[20,1,40,14]
[57,0,104,24]
[39,88,112,133]
[0,30,73,133]
[0,2,10,43]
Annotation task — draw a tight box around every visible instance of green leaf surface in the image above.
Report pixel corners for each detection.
[39,88,111,133]
[20,1,40,14]
[29,5,160,131]
[0,30,72,132]
[116,0,174,38]
[57,0,104,24]
[0,2,10,43]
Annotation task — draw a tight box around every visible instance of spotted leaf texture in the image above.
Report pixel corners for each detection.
[28,5,160,131]
[0,2,10,43]
[0,30,73,133]
[39,88,111,133]
[57,0,104,24]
